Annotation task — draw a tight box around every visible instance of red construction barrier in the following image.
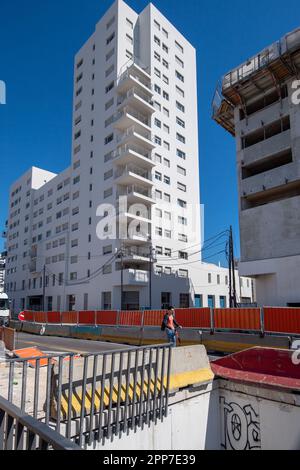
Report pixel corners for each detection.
[264,307,300,334]
[61,311,78,324]
[175,308,211,328]
[46,311,61,323]
[214,308,261,331]
[96,310,118,326]
[23,311,34,322]
[144,310,167,326]
[119,311,143,327]
[34,311,47,323]
[78,310,96,325]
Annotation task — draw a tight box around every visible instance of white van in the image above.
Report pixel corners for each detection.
[0,292,10,326]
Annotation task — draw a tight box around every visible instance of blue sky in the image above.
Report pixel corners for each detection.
[1,0,299,265]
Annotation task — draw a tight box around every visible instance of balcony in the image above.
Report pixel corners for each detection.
[117,126,156,150]
[114,164,153,187]
[122,247,151,264]
[113,144,155,169]
[117,88,155,115]
[114,107,151,134]
[117,61,152,96]
[117,185,156,205]
[114,269,149,286]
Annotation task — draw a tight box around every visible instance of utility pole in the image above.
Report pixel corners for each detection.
[228,226,237,308]
[149,245,155,309]
[42,264,46,312]
[119,245,125,311]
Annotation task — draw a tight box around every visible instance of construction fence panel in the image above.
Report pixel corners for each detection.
[95,310,118,326]
[34,311,47,324]
[61,311,78,324]
[175,308,212,328]
[78,311,96,325]
[119,310,143,327]
[214,308,261,331]
[143,310,167,326]
[23,311,35,322]
[264,307,300,334]
[46,312,61,324]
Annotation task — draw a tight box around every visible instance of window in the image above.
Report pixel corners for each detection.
[161,292,171,309]
[176,101,185,113]
[163,158,170,168]
[105,64,114,77]
[104,169,113,180]
[102,291,112,310]
[104,133,114,145]
[154,101,161,111]
[162,44,168,53]
[126,50,133,60]
[155,135,161,145]
[177,165,186,176]
[165,248,171,257]
[176,117,185,128]
[162,28,168,38]
[154,84,161,94]
[155,189,162,200]
[154,20,160,31]
[154,118,161,128]
[177,132,185,144]
[175,40,184,53]
[178,233,188,242]
[178,216,187,225]
[208,295,215,308]
[163,91,169,101]
[177,149,186,160]
[103,264,112,274]
[155,227,162,237]
[154,68,161,78]
[220,296,227,308]
[179,293,189,308]
[154,35,160,46]
[106,16,115,29]
[164,193,171,203]
[155,171,162,181]
[104,188,113,199]
[163,124,170,134]
[179,251,188,260]
[106,48,114,61]
[105,81,114,93]
[103,245,112,255]
[126,34,133,45]
[126,18,133,29]
[178,270,188,278]
[208,273,212,283]
[76,58,83,69]
[155,208,162,218]
[154,51,161,62]
[163,141,170,151]
[176,86,184,98]
[70,272,77,281]
[164,175,170,185]
[163,107,169,117]
[162,59,169,69]
[175,55,184,68]
[177,182,186,192]
[106,32,115,45]
[105,97,114,110]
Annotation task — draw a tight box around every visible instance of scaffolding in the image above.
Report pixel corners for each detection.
[212,27,300,136]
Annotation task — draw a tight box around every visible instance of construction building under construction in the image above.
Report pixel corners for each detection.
[213,27,300,306]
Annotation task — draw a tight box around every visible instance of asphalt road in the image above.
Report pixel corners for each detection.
[14,332,133,354]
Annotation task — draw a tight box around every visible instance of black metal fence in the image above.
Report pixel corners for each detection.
[0,344,172,449]
[0,395,80,450]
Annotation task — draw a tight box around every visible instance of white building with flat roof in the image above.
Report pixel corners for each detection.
[4,0,253,313]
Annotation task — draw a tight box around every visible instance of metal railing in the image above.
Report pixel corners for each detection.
[114,164,152,181]
[117,126,155,145]
[115,107,150,127]
[117,87,154,107]
[114,144,154,162]
[0,395,80,450]
[1,344,172,449]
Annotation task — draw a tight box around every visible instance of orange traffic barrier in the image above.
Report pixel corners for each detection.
[119,311,142,327]
[175,308,211,328]
[78,310,96,325]
[34,311,47,323]
[264,307,300,334]
[46,312,61,323]
[96,310,118,326]
[61,311,78,324]
[214,308,261,331]
[143,310,167,326]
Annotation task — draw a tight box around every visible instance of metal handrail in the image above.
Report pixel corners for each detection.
[2,344,172,448]
[0,395,81,450]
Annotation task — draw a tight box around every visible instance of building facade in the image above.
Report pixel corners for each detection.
[213,27,300,306]
[4,0,253,313]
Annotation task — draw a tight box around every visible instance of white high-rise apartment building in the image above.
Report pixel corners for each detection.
[4,0,253,313]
